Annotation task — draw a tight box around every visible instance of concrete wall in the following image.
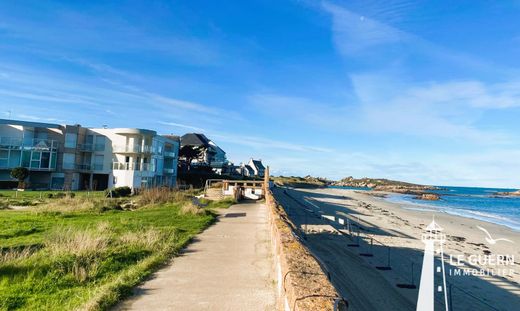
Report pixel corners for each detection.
[265,188,346,311]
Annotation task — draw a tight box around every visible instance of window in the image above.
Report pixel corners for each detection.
[30,152,41,168]
[63,153,75,169]
[65,133,77,148]
[41,152,50,168]
[95,136,105,151]
[94,155,104,170]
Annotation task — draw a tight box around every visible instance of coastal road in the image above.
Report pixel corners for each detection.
[273,186,415,311]
[115,202,276,311]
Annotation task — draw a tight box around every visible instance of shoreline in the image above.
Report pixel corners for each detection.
[329,185,520,232]
[381,192,520,232]
[275,186,520,310]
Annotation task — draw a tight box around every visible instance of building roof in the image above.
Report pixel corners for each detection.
[251,159,265,171]
[181,133,211,147]
[0,118,62,129]
[243,165,255,175]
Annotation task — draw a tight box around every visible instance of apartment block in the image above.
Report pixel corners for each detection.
[0,119,179,190]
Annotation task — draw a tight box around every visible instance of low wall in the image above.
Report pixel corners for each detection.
[266,188,347,311]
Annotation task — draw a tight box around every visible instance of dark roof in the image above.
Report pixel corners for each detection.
[252,159,265,171]
[181,133,211,147]
[244,165,255,175]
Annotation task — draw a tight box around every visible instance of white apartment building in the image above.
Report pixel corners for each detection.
[0,119,179,190]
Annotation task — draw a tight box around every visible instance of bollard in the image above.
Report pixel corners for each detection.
[449,283,454,311]
[396,262,417,289]
[347,225,360,247]
[376,246,392,270]
[411,262,414,286]
[360,237,374,257]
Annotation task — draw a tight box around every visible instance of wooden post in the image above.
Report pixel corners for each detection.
[263,166,269,201]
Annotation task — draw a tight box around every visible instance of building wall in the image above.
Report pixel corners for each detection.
[0,120,180,190]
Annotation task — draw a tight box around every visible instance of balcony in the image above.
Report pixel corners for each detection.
[113,162,154,172]
[0,137,59,150]
[78,143,106,152]
[112,145,154,154]
[92,164,104,171]
[76,164,91,171]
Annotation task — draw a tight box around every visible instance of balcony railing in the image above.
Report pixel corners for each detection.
[112,145,154,153]
[77,143,105,152]
[0,137,59,150]
[113,162,154,171]
[76,164,91,171]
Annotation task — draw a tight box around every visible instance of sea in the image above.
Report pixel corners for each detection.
[330,185,520,231]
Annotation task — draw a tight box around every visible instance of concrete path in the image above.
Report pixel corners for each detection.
[116,202,276,311]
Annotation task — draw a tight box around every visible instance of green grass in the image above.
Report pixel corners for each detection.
[0,194,234,311]
[199,197,236,209]
[0,190,106,200]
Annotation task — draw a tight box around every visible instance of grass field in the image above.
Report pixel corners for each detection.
[0,191,235,311]
[0,190,106,199]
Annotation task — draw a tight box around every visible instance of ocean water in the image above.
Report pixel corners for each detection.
[383,186,520,231]
[331,185,520,231]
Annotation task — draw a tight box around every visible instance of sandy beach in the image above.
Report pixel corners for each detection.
[272,186,520,311]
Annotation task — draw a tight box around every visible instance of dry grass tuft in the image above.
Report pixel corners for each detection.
[0,247,35,264]
[180,201,205,215]
[138,188,196,206]
[45,227,110,257]
[37,197,97,212]
[119,228,171,250]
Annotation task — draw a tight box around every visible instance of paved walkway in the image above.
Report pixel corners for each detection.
[116,202,276,311]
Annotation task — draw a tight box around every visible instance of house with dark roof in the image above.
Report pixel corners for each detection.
[248,158,265,177]
[179,133,228,173]
[238,164,255,177]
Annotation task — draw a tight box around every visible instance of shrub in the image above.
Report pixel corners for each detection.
[105,186,132,198]
[10,167,29,189]
[55,192,66,199]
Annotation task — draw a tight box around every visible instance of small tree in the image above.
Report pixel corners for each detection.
[10,167,29,189]
[179,145,204,171]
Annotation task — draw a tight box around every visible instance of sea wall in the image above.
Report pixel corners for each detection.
[265,188,346,311]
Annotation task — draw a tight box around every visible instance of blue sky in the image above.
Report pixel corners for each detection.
[1,1,520,187]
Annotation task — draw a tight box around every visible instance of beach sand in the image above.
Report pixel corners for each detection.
[272,186,520,311]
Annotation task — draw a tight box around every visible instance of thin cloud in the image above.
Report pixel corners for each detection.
[158,121,205,132]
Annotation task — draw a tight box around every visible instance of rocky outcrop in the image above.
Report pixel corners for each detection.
[333,177,438,195]
[416,193,440,201]
[493,190,520,197]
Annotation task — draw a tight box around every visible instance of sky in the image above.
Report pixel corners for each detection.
[1,0,520,188]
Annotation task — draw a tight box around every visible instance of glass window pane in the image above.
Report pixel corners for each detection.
[65,133,77,148]
[41,152,50,168]
[63,153,75,169]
